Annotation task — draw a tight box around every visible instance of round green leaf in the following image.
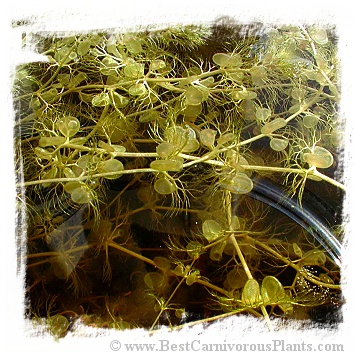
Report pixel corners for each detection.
[76,154,100,169]
[41,167,58,187]
[70,186,93,204]
[144,272,167,291]
[164,126,188,148]
[63,181,82,193]
[202,219,223,242]
[128,83,147,96]
[250,66,267,78]
[156,142,177,158]
[269,138,288,151]
[181,138,200,153]
[217,133,235,146]
[139,110,159,123]
[39,136,66,147]
[230,90,257,100]
[303,114,320,128]
[219,173,254,195]
[48,315,69,338]
[261,276,286,305]
[34,147,53,160]
[261,118,287,135]
[242,279,261,307]
[209,240,227,261]
[255,107,271,122]
[67,72,87,89]
[63,167,76,178]
[226,268,248,290]
[199,76,215,87]
[56,116,80,137]
[228,70,244,82]
[302,146,334,168]
[92,92,110,107]
[154,177,177,195]
[101,56,119,68]
[186,241,205,259]
[124,36,143,54]
[150,159,183,172]
[200,128,217,147]
[212,52,242,67]
[77,39,91,56]
[57,73,71,86]
[183,104,202,117]
[299,249,327,266]
[185,86,204,105]
[309,28,328,45]
[98,158,124,179]
[153,256,171,271]
[150,59,166,71]
[124,63,145,78]
[54,46,77,65]
[41,88,58,103]
[111,92,129,108]
[186,270,200,286]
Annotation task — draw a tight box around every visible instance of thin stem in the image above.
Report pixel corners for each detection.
[241,164,346,191]
[225,190,273,330]
[194,278,230,297]
[35,68,227,103]
[61,143,159,158]
[166,310,245,332]
[254,240,341,290]
[108,242,156,267]
[103,175,140,214]
[38,37,83,93]
[236,94,323,149]
[181,144,234,168]
[149,270,189,331]
[311,169,346,191]
[17,168,158,187]
[109,243,229,296]
[260,305,274,331]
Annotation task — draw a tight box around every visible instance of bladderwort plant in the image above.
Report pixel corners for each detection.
[13,19,345,337]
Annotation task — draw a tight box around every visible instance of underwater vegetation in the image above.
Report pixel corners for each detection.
[13,18,344,337]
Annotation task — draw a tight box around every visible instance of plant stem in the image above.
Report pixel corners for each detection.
[38,37,83,93]
[17,168,158,187]
[149,272,187,331]
[311,169,346,191]
[254,240,341,290]
[241,164,346,191]
[225,191,273,331]
[108,242,156,267]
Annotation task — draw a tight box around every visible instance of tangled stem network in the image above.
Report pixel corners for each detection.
[14,20,344,337]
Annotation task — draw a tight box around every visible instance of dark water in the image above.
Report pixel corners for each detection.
[18,21,343,335]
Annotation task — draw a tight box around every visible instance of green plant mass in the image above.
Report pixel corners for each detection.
[14,19,344,336]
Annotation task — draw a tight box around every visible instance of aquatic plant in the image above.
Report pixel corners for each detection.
[14,19,344,336]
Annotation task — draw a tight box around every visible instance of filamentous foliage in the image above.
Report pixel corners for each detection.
[13,20,344,337]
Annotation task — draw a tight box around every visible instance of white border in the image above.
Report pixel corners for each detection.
[2,1,354,355]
